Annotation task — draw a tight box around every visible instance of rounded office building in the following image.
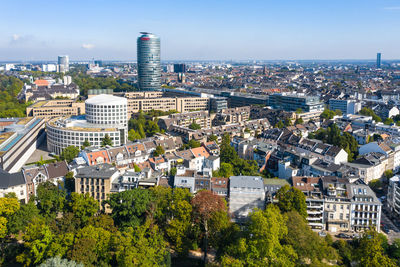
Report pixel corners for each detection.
[47,94,128,155]
[137,32,161,91]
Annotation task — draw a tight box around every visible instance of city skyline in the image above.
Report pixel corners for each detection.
[1,0,400,61]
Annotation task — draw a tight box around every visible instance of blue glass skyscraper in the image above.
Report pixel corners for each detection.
[377,53,381,68]
[137,32,161,91]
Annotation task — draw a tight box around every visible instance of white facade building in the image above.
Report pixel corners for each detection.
[47,94,128,154]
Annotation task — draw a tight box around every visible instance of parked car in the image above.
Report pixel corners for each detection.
[319,231,327,237]
[336,233,351,239]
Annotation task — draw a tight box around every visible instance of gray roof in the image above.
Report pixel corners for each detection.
[0,170,26,188]
[75,163,118,179]
[229,176,264,189]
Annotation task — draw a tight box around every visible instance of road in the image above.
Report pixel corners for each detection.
[381,211,400,244]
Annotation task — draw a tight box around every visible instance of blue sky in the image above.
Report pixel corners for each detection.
[1,0,400,61]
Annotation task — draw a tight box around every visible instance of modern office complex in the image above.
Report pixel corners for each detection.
[124,91,209,117]
[26,99,85,119]
[47,94,128,154]
[329,99,362,115]
[137,32,161,90]
[377,53,381,68]
[173,63,186,73]
[0,118,46,173]
[269,93,324,113]
[58,55,69,72]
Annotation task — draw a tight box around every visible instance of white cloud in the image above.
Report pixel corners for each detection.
[12,34,20,41]
[383,6,400,10]
[81,43,95,50]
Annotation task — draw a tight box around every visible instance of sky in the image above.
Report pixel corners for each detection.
[0,0,400,61]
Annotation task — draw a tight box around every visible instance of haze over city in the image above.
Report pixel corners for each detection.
[1,0,400,61]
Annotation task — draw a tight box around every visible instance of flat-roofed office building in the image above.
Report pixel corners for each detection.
[47,94,128,154]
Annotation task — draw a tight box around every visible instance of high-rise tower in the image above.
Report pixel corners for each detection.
[137,32,161,91]
[377,53,381,69]
[58,55,69,73]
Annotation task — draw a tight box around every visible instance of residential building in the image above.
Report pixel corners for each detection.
[229,176,265,219]
[348,181,381,232]
[0,169,27,202]
[74,164,120,208]
[387,176,400,219]
[292,176,324,231]
[320,176,352,232]
[264,178,289,203]
[211,177,228,198]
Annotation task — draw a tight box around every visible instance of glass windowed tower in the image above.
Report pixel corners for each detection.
[137,32,161,91]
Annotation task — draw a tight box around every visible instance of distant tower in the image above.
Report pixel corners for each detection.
[58,55,69,73]
[137,32,161,91]
[377,53,381,68]
[263,65,267,75]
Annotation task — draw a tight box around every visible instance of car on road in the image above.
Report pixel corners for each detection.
[319,231,327,237]
[336,233,351,239]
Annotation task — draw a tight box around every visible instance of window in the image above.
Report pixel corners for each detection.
[330,214,334,219]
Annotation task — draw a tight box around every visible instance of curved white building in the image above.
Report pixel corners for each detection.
[47,94,128,154]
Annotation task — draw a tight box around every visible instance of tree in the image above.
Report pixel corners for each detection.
[188,139,201,149]
[153,145,165,157]
[295,108,303,114]
[355,229,396,267]
[388,239,400,263]
[275,120,284,128]
[69,225,112,266]
[67,193,99,225]
[222,205,297,266]
[385,118,394,125]
[294,118,304,125]
[16,218,57,266]
[0,195,20,238]
[164,188,193,255]
[321,109,336,120]
[191,190,227,262]
[105,189,155,228]
[39,256,84,267]
[81,139,90,149]
[35,181,66,219]
[170,167,177,177]
[7,201,40,235]
[101,134,112,147]
[284,211,338,265]
[214,163,233,178]
[60,146,80,163]
[128,129,142,141]
[133,163,141,172]
[144,120,160,137]
[208,134,218,142]
[335,109,343,116]
[385,169,394,179]
[275,185,307,219]
[111,221,169,266]
[189,121,201,130]
[64,171,75,193]
[359,107,382,122]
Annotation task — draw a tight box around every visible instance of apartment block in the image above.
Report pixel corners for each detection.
[74,164,120,208]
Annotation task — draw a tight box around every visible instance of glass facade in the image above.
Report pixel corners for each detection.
[137,32,161,90]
